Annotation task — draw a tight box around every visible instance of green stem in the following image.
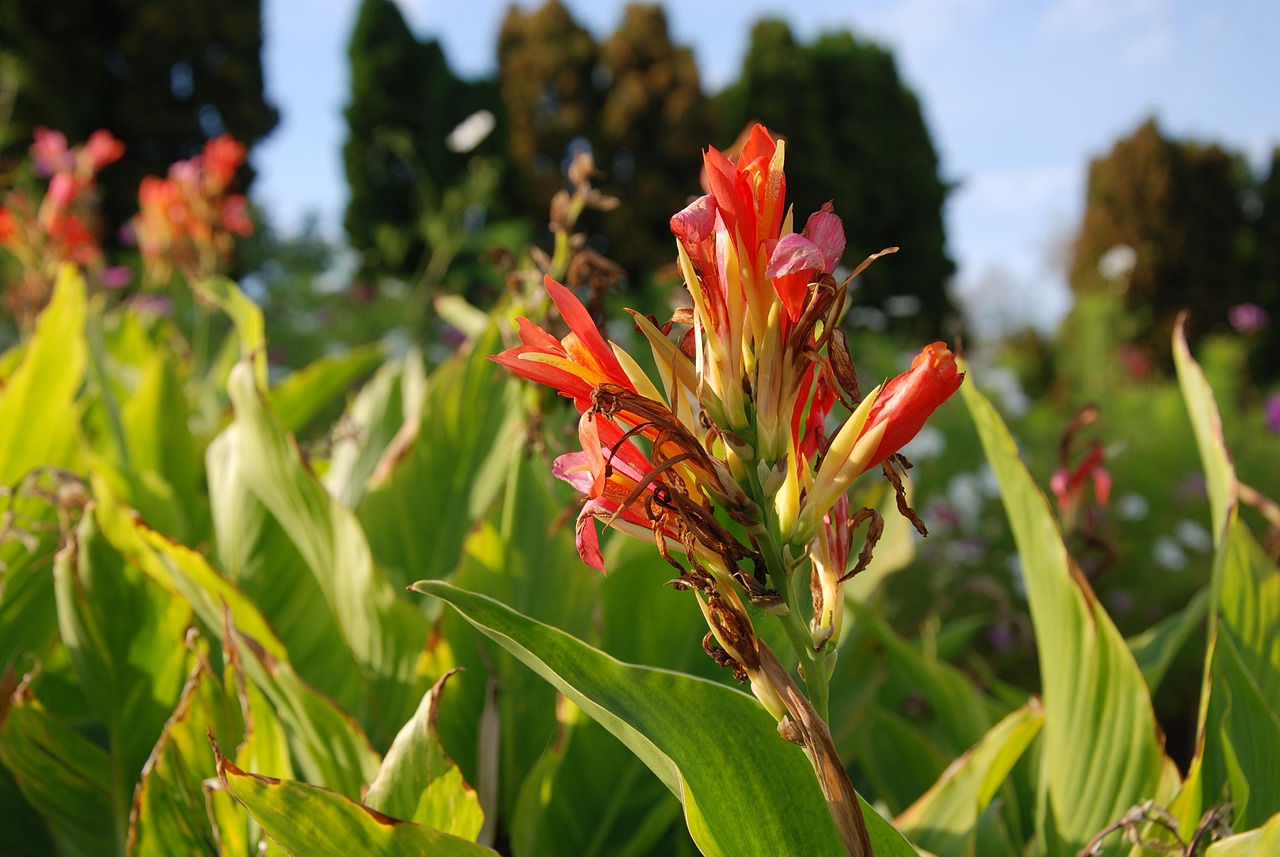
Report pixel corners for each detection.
[751,505,831,723]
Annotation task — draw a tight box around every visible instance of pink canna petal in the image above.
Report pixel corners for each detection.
[671,194,717,244]
[766,233,827,279]
[802,202,846,273]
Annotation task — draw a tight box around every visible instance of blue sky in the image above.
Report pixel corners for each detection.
[253,0,1279,331]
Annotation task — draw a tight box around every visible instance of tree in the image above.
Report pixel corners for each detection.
[0,0,278,236]
[595,4,712,279]
[1068,118,1254,365]
[716,20,959,340]
[496,0,604,223]
[342,0,498,282]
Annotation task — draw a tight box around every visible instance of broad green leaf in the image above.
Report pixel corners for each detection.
[509,696,686,857]
[324,353,423,509]
[213,745,497,857]
[1173,327,1280,832]
[268,343,385,433]
[0,265,86,484]
[117,345,201,540]
[429,453,600,818]
[364,670,483,839]
[196,276,266,386]
[89,472,288,664]
[0,696,115,857]
[356,325,524,589]
[53,507,192,825]
[848,602,1000,757]
[895,703,1045,857]
[224,359,429,743]
[207,428,364,709]
[962,377,1165,856]
[1127,586,1210,693]
[1206,809,1280,856]
[413,581,919,857]
[223,622,381,800]
[128,658,242,857]
[1172,315,1235,543]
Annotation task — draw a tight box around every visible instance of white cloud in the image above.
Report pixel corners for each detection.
[1041,0,1165,37]
[959,163,1082,217]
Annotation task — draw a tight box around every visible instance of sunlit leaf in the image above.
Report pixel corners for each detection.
[0,696,115,857]
[895,703,1045,857]
[962,375,1165,856]
[53,507,192,822]
[364,670,483,839]
[1206,809,1280,856]
[224,359,430,744]
[356,325,524,589]
[213,742,497,857]
[127,657,241,857]
[413,581,920,857]
[269,343,385,433]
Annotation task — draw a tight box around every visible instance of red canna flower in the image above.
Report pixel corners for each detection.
[862,342,964,472]
[491,275,637,407]
[800,342,962,541]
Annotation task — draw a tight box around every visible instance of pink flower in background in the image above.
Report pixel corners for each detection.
[1265,393,1280,435]
[1229,303,1270,333]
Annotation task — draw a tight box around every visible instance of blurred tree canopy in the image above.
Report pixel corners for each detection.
[342,0,499,281]
[0,0,278,234]
[1069,118,1278,378]
[716,20,959,340]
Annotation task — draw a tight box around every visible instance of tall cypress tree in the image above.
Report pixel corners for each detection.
[717,20,958,339]
[0,0,278,234]
[1069,118,1253,362]
[342,0,496,281]
[496,0,603,223]
[596,4,711,278]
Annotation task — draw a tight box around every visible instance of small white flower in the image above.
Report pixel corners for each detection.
[1152,536,1187,572]
[1175,519,1212,553]
[1116,492,1149,521]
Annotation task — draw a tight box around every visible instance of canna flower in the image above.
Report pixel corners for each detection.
[490,275,640,408]
[132,134,252,283]
[797,342,962,544]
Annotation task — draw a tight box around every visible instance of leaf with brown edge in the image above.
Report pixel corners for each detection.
[210,735,497,856]
[363,669,484,840]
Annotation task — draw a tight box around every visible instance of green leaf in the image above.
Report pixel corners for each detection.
[1172,315,1235,544]
[196,276,266,387]
[127,658,242,857]
[116,346,201,540]
[364,670,483,839]
[961,376,1165,856]
[509,709,686,857]
[223,622,382,800]
[895,703,1045,857]
[207,429,365,709]
[1173,325,1280,832]
[0,265,86,484]
[213,742,497,857]
[89,473,289,665]
[224,359,430,744]
[0,696,116,857]
[412,581,919,857]
[268,344,385,433]
[356,325,524,589]
[1206,809,1280,856]
[53,507,192,826]
[323,354,421,509]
